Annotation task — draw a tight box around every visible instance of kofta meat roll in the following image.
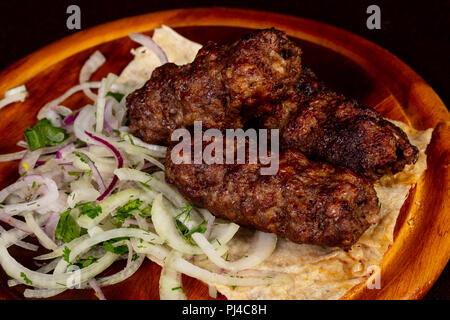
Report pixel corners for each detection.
[165,138,380,248]
[127,28,302,145]
[278,68,419,180]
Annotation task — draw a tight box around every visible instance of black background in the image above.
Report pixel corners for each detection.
[0,0,448,299]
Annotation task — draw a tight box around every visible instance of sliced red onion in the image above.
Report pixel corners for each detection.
[44,212,60,241]
[84,131,123,201]
[56,143,75,159]
[129,33,168,64]
[62,111,79,126]
[35,160,46,167]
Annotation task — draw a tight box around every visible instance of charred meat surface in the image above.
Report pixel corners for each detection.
[165,137,380,248]
[127,27,417,180]
[127,28,302,145]
[278,68,419,180]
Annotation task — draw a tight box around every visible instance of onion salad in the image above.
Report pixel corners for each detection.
[0,26,281,300]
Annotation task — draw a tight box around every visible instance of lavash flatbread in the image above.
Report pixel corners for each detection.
[205,122,433,300]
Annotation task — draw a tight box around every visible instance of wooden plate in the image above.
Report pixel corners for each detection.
[0,7,448,300]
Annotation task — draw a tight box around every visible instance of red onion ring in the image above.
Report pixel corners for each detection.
[56,143,75,159]
[62,111,79,126]
[84,131,123,201]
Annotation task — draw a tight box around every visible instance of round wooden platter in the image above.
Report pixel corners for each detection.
[0,7,448,300]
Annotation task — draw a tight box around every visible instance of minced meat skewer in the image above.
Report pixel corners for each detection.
[127,28,302,145]
[277,68,419,180]
[165,136,380,248]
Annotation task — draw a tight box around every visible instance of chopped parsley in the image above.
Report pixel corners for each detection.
[139,205,152,218]
[24,118,69,151]
[62,246,71,263]
[78,202,102,219]
[55,209,81,243]
[114,199,143,223]
[74,256,98,269]
[72,151,89,163]
[74,140,87,148]
[106,91,125,102]
[103,238,129,254]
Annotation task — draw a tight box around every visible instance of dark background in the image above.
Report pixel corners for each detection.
[0,0,448,299]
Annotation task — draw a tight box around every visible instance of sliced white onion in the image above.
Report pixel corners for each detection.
[24,288,66,299]
[77,188,149,229]
[159,251,186,300]
[192,231,277,272]
[24,212,58,250]
[0,85,28,110]
[89,278,106,300]
[54,227,162,274]
[44,212,60,241]
[0,150,27,162]
[208,285,218,299]
[115,169,202,227]
[198,208,215,239]
[131,237,170,264]
[129,33,168,64]
[34,234,90,260]
[0,175,58,216]
[19,149,43,175]
[0,225,37,250]
[95,74,117,133]
[0,242,118,289]
[171,257,280,287]
[37,82,101,120]
[118,131,167,158]
[151,194,203,255]
[9,258,61,287]
[79,50,106,101]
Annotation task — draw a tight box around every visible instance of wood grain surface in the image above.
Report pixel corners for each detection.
[0,7,448,300]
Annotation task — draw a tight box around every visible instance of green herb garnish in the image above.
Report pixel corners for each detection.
[78,202,102,219]
[20,272,33,285]
[176,203,194,224]
[55,209,80,243]
[175,220,207,245]
[114,199,143,223]
[103,238,129,254]
[24,118,69,151]
[74,256,98,269]
[106,91,125,102]
[62,246,71,263]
